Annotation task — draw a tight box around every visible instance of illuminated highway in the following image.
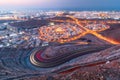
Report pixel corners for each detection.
[67,15,120,44]
[1,10,120,79]
[46,15,120,44]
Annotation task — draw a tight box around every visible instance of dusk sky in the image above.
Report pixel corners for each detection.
[0,0,120,10]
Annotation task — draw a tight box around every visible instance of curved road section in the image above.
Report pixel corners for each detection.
[30,44,113,68]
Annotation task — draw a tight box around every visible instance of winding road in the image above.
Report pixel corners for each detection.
[30,44,113,68]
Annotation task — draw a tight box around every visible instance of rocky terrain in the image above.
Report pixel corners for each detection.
[101,23,120,42]
[0,45,120,80]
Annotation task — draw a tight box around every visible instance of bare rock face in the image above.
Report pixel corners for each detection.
[41,45,72,58]
[41,46,56,58]
[101,24,120,43]
[41,44,89,58]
